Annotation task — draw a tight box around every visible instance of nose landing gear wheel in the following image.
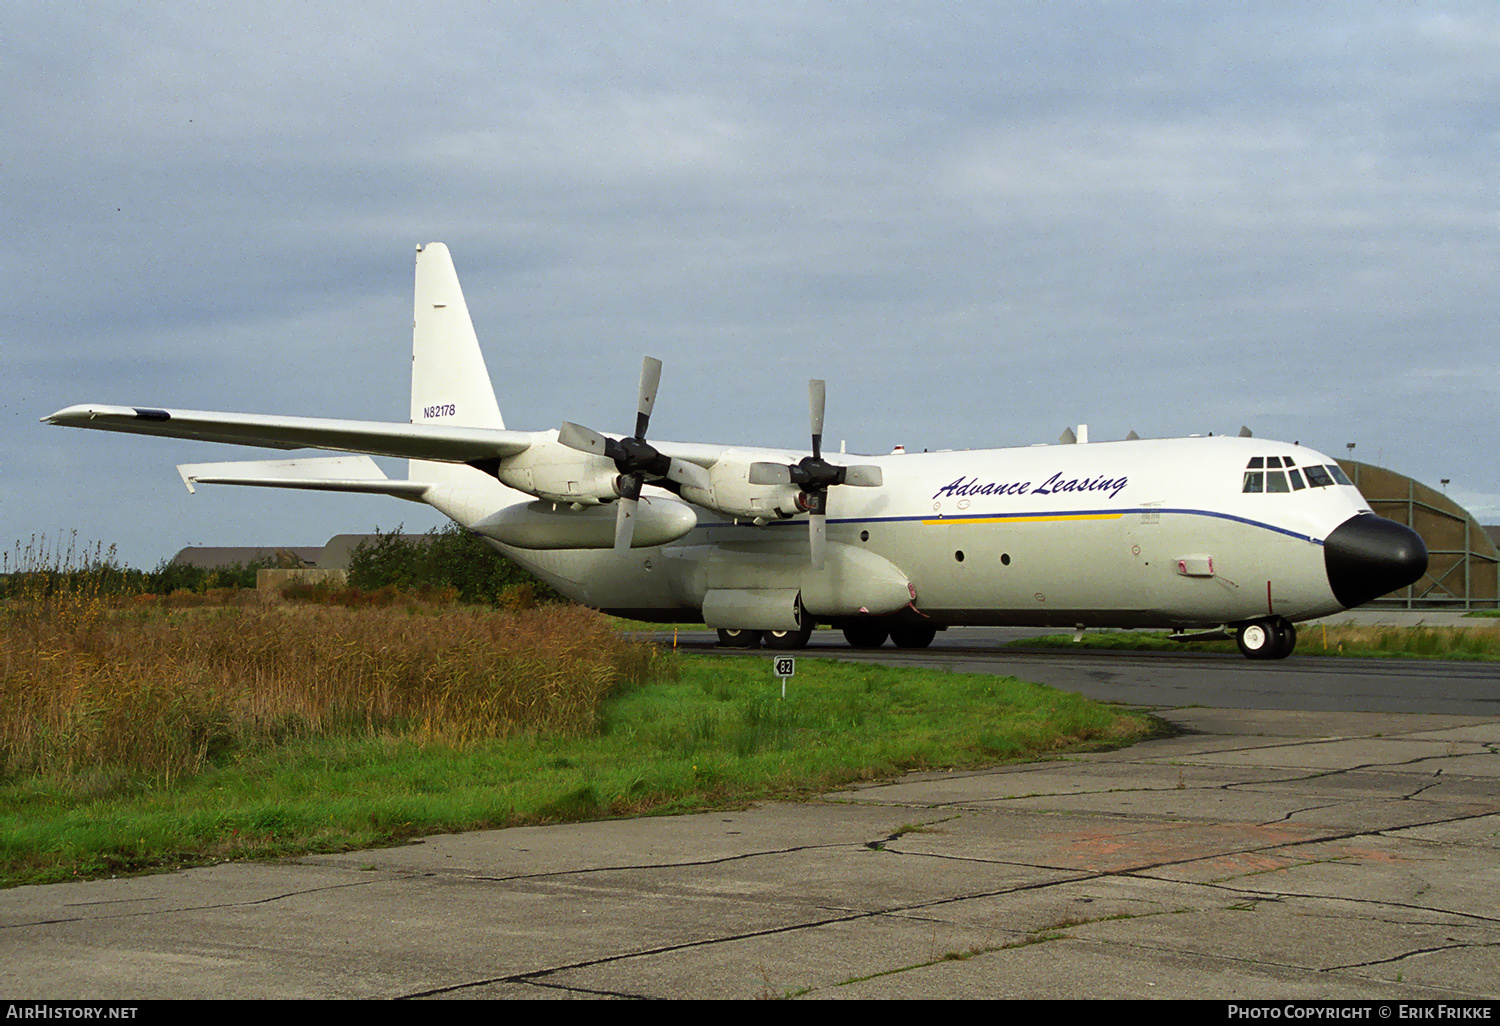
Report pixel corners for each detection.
[1236,618,1297,659]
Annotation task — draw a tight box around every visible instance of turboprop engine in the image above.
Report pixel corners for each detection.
[490,438,622,506]
[676,450,803,521]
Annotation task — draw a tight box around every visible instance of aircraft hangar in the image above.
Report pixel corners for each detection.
[1337,458,1499,610]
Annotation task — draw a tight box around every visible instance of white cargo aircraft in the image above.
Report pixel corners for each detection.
[46,244,1427,659]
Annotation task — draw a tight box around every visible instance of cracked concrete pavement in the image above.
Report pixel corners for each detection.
[2,706,1497,999]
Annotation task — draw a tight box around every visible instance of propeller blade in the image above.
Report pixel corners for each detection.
[613,472,645,552]
[840,464,882,487]
[808,379,826,459]
[615,472,644,503]
[809,516,826,570]
[665,458,711,492]
[635,356,662,438]
[558,421,609,456]
[748,462,793,486]
[804,489,828,570]
[614,496,638,552]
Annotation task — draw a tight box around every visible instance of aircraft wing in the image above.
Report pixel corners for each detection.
[42,404,535,464]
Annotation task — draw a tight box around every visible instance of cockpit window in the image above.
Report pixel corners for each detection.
[1244,457,1291,492]
[1243,457,1351,492]
[1244,456,1348,493]
[1304,465,1334,487]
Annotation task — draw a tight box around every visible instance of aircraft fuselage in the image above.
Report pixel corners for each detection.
[481,433,1390,633]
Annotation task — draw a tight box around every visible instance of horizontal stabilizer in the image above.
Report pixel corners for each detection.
[45,405,534,464]
[177,455,430,498]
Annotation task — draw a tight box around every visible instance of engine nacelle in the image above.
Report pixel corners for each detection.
[677,450,802,520]
[493,435,620,506]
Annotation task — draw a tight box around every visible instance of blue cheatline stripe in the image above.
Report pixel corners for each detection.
[757,507,1325,544]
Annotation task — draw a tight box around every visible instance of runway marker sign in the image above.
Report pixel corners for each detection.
[773,656,795,698]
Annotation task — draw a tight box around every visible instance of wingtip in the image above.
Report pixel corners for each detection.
[43,404,163,426]
[42,403,96,424]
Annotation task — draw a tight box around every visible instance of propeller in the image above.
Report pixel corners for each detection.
[558,356,708,552]
[749,379,882,570]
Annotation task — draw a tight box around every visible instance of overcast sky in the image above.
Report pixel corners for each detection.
[6,1,1496,569]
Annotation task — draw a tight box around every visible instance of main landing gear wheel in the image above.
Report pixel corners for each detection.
[889,624,937,649]
[716,628,762,649]
[842,622,889,649]
[1236,618,1297,660]
[765,623,813,650]
[1273,620,1297,658]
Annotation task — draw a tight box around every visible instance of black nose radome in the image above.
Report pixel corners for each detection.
[1324,513,1428,609]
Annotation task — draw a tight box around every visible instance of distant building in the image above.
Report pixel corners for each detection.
[169,546,323,569]
[319,534,428,570]
[170,535,427,571]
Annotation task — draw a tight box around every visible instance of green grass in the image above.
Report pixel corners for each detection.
[0,655,1158,888]
[1008,623,1500,660]
[1009,631,1238,655]
[608,616,707,632]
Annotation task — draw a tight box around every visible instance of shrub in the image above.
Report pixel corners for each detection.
[348,524,566,606]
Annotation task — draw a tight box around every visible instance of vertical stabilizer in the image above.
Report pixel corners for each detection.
[410,243,504,483]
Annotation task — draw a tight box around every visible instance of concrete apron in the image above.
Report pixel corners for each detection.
[2,706,1497,1000]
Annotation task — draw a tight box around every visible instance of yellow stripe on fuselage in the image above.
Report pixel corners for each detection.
[922,512,1124,526]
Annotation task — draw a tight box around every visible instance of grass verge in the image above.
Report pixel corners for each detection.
[1008,622,1500,660]
[0,654,1157,888]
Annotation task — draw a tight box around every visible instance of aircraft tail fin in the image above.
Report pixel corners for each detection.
[409,243,504,483]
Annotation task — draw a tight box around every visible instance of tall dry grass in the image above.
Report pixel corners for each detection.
[1308,620,1500,659]
[2,587,670,783]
